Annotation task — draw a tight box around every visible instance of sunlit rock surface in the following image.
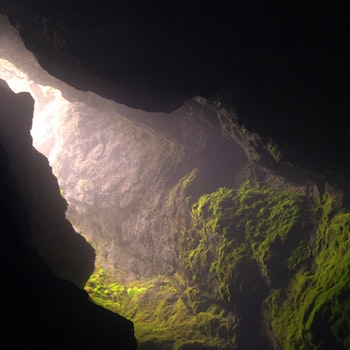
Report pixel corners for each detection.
[0,79,94,287]
[54,98,250,279]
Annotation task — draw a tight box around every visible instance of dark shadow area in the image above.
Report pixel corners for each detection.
[229,258,271,350]
[0,81,137,349]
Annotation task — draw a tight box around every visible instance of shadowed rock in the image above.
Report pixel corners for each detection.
[0,81,137,349]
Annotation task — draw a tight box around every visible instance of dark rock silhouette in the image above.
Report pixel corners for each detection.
[1,1,349,175]
[0,81,137,349]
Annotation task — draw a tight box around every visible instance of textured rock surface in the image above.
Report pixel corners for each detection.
[0,12,249,280]
[0,81,137,349]
[1,1,349,174]
[61,98,248,279]
[0,80,94,286]
[1,2,350,349]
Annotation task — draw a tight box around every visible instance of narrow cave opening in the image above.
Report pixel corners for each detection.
[0,58,67,172]
[0,56,161,335]
[0,57,146,281]
[0,58,83,222]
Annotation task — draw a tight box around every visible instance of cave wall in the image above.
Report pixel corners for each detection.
[48,94,250,280]
[0,80,137,349]
[0,79,94,287]
[1,3,350,349]
[1,0,349,175]
[0,10,251,281]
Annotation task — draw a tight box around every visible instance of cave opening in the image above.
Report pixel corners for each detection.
[0,14,248,349]
[0,53,238,349]
[0,50,213,348]
[1,6,350,350]
[0,57,147,279]
[0,58,68,173]
[0,55,166,340]
[0,50,245,350]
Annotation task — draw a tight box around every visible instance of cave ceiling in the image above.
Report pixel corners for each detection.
[0,0,349,173]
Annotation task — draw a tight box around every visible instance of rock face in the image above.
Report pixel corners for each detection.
[0,81,137,349]
[56,97,249,280]
[1,3,350,350]
[0,79,94,287]
[0,11,248,281]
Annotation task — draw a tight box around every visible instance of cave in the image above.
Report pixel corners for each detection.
[1,2,350,350]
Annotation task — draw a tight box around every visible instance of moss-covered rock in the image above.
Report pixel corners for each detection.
[84,179,349,349]
[85,180,350,349]
[264,190,350,349]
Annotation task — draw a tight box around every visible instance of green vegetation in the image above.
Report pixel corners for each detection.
[179,181,304,303]
[266,140,282,162]
[85,180,350,349]
[85,268,236,350]
[264,191,350,349]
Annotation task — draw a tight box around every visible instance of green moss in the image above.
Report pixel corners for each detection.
[179,180,304,303]
[287,239,311,271]
[266,139,282,162]
[85,269,237,349]
[85,180,350,349]
[264,191,350,349]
